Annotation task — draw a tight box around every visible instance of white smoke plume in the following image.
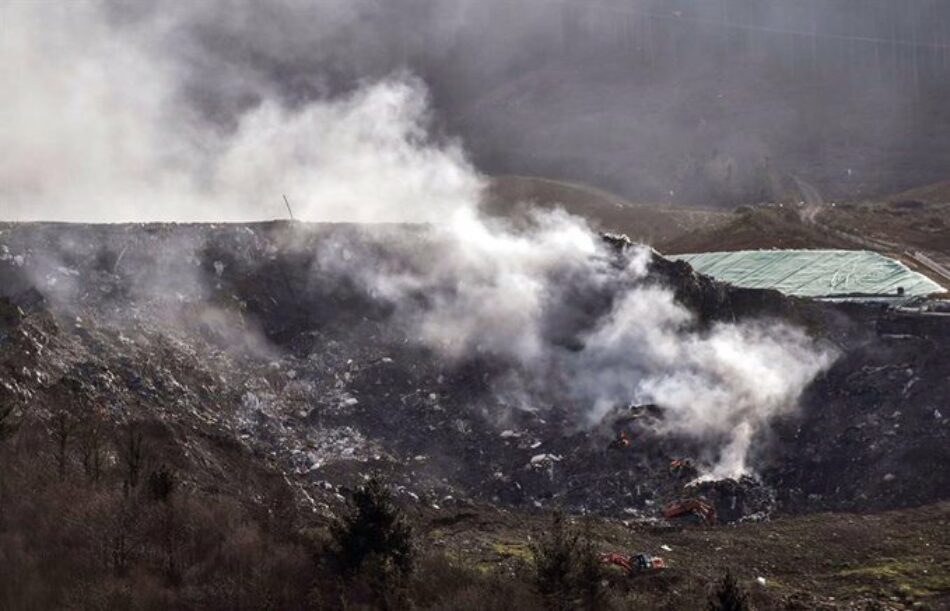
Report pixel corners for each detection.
[0,1,837,478]
[321,219,836,478]
[574,291,834,477]
[1,2,480,222]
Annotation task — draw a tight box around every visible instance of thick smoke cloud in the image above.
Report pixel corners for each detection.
[319,217,835,478]
[1,1,838,478]
[576,297,833,477]
[1,2,480,222]
[7,1,950,215]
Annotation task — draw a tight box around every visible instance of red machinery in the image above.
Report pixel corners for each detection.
[600,552,666,575]
[663,498,717,525]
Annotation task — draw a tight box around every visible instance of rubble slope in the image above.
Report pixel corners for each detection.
[0,222,946,522]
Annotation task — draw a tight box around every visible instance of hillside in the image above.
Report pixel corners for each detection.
[0,221,947,608]
[487,175,950,290]
[485,175,733,246]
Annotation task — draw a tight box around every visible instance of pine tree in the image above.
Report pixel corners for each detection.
[531,512,579,611]
[576,517,606,611]
[708,569,751,611]
[330,477,414,580]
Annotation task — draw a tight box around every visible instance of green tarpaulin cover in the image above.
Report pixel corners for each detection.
[671,249,945,299]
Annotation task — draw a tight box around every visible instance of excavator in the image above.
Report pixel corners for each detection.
[662,498,716,525]
[600,552,666,575]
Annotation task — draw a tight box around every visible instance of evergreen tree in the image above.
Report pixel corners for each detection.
[330,477,414,580]
[531,512,579,611]
[708,569,751,611]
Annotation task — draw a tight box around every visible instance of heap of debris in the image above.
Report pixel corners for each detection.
[0,222,946,523]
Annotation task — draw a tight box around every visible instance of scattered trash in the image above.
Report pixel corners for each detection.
[529,453,562,469]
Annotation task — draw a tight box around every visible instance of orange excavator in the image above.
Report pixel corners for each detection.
[663,498,716,525]
[600,552,666,575]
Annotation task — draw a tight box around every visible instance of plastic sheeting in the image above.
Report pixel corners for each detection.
[671,249,946,299]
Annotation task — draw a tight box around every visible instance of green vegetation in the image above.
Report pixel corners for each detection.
[327,477,415,609]
[491,541,532,561]
[530,513,605,611]
[838,558,950,598]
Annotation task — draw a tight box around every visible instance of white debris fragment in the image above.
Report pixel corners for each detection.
[213,261,225,276]
[500,430,521,439]
[882,473,896,482]
[756,576,767,586]
[660,544,673,552]
[529,453,562,468]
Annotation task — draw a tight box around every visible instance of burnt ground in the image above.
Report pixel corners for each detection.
[1,221,948,608]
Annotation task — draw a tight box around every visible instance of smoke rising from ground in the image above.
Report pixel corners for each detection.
[1,2,480,222]
[318,218,836,478]
[1,1,839,477]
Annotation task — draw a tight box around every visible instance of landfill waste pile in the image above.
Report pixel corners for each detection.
[1,221,946,525]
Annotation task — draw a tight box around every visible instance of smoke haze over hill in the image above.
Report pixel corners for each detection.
[4,1,950,218]
[0,0,843,476]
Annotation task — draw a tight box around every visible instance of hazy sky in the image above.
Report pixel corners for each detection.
[3,0,949,220]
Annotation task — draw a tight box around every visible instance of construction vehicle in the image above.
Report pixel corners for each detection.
[663,498,716,525]
[600,552,666,575]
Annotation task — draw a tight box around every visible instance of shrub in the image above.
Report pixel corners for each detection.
[531,512,604,611]
[330,477,413,579]
[707,569,751,611]
[329,477,414,608]
[147,465,176,503]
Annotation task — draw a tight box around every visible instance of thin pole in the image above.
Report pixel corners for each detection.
[282,194,296,221]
